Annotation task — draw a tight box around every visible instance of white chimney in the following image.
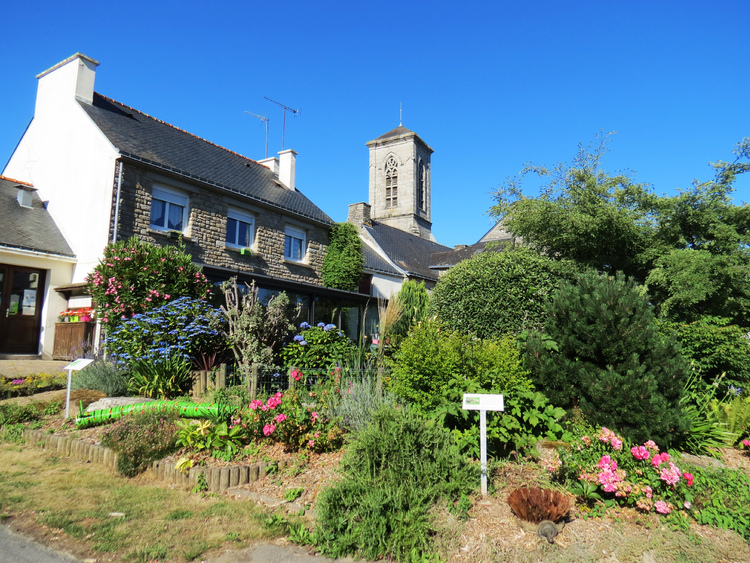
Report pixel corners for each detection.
[279,149,297,190]
[258,157,279,176]
[35,53,99,117]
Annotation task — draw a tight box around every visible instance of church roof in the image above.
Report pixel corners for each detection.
[79,94,333,226]
[367,125,434,152]
[0,176,75,258]
[363,221,451,281]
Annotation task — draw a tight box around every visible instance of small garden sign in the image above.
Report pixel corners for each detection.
[63,358,94,418]
[463,393,504,495]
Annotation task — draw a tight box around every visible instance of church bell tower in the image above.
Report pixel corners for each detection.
[366,125,434,241]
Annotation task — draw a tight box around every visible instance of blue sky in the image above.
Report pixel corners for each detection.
[2,1,748,248]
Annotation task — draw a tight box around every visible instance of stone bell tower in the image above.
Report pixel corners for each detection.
[365,125,434,241]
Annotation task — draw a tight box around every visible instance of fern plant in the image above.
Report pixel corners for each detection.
[711,394,750,444]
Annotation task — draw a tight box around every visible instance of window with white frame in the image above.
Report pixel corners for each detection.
[225,209,255,248]
[284,225,306,262]
[150,186,188,231]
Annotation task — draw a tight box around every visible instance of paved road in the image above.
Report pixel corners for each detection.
[0,525,80,563]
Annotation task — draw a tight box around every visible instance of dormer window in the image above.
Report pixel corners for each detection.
[385,157,398,209]
[150,186,188,231]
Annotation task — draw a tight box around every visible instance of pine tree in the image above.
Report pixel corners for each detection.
[523,271,689,447]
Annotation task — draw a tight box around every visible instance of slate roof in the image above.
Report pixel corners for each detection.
[363,221,451,281]
[0,176,75,258]
[430,240,506,270]
[368,125,433,152]
[79,94,333,225]
[362,244,402,277]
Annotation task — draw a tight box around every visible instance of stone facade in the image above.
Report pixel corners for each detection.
[366,126,434,241]
[113,162,328,286]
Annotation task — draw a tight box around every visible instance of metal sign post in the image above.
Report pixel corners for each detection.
[462,393,504,495]
[62,358,95,418]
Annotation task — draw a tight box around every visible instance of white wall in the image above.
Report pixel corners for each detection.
[370,273,404,300]
[3,55,119,284]
[0,249,76,358]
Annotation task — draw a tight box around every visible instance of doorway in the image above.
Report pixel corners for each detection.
[0,264,46,355]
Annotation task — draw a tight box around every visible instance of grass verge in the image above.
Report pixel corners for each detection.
[0,443,298,562]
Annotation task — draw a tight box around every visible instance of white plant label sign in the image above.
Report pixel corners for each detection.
[463,393,505,496]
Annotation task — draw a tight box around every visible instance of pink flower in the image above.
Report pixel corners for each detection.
[597,455,616,470]
[307,440,315,448]
[683,472,694,487]
[581,435,591,446]
[631,445,651,460]
[660,462,682,486]
[683,501,692,510]
[610,437,623,450]
[644,485,652,498]
[263,424,276,436]
[651,452,670,469]
[742,439,750,448]
[644,440,659,452]
[275,414,287,423]
[654,500,671,514]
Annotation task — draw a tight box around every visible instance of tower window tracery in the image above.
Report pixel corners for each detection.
[385,156,398,209]
[417,158,426,212]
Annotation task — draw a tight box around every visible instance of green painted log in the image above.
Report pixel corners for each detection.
[75,400,221,429]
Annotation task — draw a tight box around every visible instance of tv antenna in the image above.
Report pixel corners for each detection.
[244,111,269,158]
[264,96,299,150]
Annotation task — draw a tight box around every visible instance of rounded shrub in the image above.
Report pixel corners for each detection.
[522,271,690,447]
[429,246,576,338]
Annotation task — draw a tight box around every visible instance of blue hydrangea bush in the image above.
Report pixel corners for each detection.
[280,322,355,372]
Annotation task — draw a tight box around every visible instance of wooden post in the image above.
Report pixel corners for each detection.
[218,364,227,390]
[250,363,258,400]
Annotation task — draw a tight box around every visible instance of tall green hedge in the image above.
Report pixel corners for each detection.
[429,246,576,338]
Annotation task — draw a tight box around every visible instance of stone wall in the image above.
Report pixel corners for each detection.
[114,163,329,286]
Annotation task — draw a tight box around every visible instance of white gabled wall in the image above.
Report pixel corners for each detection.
[3,54,120,283]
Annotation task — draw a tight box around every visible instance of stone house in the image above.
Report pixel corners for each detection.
[3,54,369,352]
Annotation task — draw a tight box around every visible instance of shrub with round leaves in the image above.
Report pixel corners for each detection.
[280,322,355,372]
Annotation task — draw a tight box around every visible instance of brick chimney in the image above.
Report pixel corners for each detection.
[348,202,372,226]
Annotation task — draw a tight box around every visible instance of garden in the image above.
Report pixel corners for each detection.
[3,140,750,562]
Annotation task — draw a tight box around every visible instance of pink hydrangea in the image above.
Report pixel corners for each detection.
[275,414,287,423]
[654,500,671,514]
[660,462,682,486]
[597,455,617,470]
[683,472,694,487]
[651,452,670,469]
[644,485,653,499]
[262,424,276,436]
[631,445,651,460]
[610,437,623,451]
[644,440,659,452]
[742,439,750,448]
[598,427,615,443]
[581,435,592,446]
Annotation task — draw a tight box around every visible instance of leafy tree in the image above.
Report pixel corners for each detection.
[660,316,750,391]
[522,271,690,448]
[491,136,750,325]
[321,223,364,291]
[87,236,210,329]
[490,134,660,281]
[429,246,577,338]
[390,280,429,338]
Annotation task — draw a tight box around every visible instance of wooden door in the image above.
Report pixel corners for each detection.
[0,264,46,355]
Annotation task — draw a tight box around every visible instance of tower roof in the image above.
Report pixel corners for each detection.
[366,125,434,153]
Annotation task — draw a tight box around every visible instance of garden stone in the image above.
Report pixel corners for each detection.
[679,452,726,470]
[85,397,155,412]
